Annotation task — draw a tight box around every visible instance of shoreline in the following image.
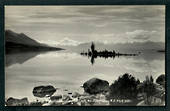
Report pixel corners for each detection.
[5,73,165,106]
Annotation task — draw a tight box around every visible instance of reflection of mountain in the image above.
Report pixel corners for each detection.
[5,51,47,67]
[5,30,64,67]
[5,30,63,53]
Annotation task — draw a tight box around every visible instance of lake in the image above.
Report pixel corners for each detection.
[5,50,165,103]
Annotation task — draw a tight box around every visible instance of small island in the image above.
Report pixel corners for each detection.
[80,42,138,64]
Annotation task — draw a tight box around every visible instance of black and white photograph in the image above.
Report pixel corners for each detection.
[5,5,165,106]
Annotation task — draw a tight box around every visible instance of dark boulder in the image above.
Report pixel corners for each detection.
[6,97,29,106]
[33,85,56,98]
[156,74,165,86]
[83,78,109,94]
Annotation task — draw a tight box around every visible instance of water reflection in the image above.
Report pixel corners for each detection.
[6,50,55,67]
[80,42,138,65]
[5,48,165,106]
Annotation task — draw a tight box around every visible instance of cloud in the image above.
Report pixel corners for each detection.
[59,37,82,46]
[126,30,157,41]
[39,37,82,46]
[36,29,163,46]
[5,6,165,26]
[5,6,165,44]
[91,29,163,44]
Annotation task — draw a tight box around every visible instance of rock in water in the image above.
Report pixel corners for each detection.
[50,95,62,101]
[33,85,56,98]
[6,97,29,106]
[83,78,109,94]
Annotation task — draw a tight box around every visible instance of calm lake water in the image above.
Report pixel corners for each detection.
[5,50,165,101]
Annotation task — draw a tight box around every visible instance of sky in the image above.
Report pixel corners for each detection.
[5,5,165,46]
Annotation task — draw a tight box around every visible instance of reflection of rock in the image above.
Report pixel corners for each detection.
[83,78,109,94]
[33,85,56,98]
[6,97,29,106]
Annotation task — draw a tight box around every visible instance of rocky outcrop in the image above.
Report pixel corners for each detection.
[83,78,109,94]
[6,97,29,106]
[33,85,56,98]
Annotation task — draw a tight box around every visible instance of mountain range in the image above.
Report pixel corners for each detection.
[5,30,63,54]
[58,41,165,54]
[5,30,165,54]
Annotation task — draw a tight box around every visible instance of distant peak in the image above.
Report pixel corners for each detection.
[19,33,27,37]
[5,29,14,33]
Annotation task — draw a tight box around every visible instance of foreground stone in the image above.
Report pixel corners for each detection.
[6,97,29,106]
[30,101,43,106]
[156,74,165,86]
[72,92,81,98]
[50,95,62,101]
[83,78,109,94]
[33,85,56,98]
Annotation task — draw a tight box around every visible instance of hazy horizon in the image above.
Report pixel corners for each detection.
[5,6,165,46]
